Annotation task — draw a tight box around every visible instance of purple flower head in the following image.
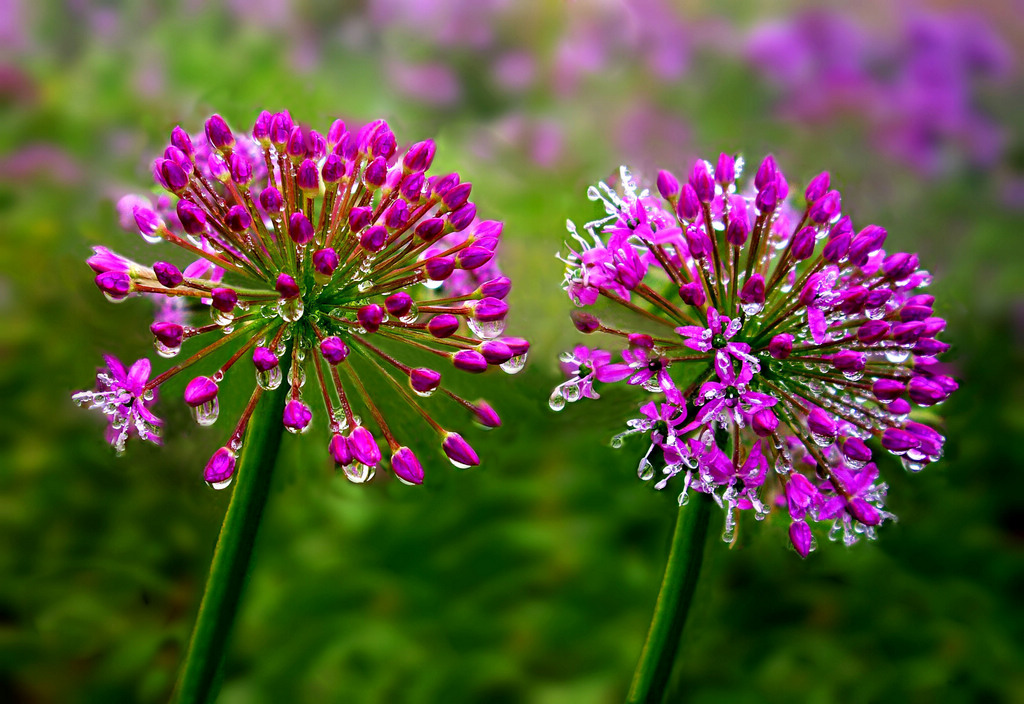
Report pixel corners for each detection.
[75,113,524,486]
[555,160,954,552]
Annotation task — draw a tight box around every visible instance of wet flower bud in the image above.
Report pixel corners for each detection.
[425,256,455,281]
[790,226,817,261]
[322,154,344,184]
[415,218,445,241]
[752,408,779,437]
[689,159,715,203]
[403,140,436,172]
[571,310,601,333]
[479,340,513,365]
[385,291,413,318]
[230,153,253,185]
[357,304,385,333]
[768,333,793,359]
[210,287,237,313]
[789,521,813,558]
[176,200,207,235]
[804,171,830,202]
[96,271,132,300]
[656,170,680,201]
[480,276,511,299]
[161,160,189,192]
[282,400,312,433]
[288,212,315,245]
[275,273,300,299]
[225,205,251,232]
[457,247,494,270]
[349,426,381,466]
[151,321,184,349]
[154,261,183,288]
[253,346,279,371]
[472,297,508,322]
[204,447,236,485]
[677,183,701,221]
[442,432,479,468]
[391,446,424,484]
[259,187,284,213]
[807,408,836,440]
[715,153,735,185]
[363,157,387,188]
[808,190,841,224]
[328,434,352,465]
[473,400,501,428]
[857,320,890,344]
[754,154,777,190]
[360,225,387,252]
[739,273,766,306]
[678,281,706,307]
[448,203,477,231]
[205,114,234,150]
[452,349,488,373]
[296,158,320,193]
[252,111,273,145]
[184,376,218,406]
[312,248,338,278]
[320,336,349,364]
[428,314,459,338]
[443,182,472,210]
[410,367,441,394]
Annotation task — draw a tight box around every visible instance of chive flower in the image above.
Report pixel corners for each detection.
[74,112,525,487]
[553,158,955,554]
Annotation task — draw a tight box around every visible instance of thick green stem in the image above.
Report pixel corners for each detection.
[626,492,713,704]
[172,363,290,704]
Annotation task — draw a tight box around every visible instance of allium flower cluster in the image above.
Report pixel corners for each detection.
[74,112,526,488]
[554,158,955,554]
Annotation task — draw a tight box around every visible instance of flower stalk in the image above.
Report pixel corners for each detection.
[627,491,713,704]
[173,347,291,704]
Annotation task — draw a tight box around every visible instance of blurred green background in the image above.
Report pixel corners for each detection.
[2,1,1022,702]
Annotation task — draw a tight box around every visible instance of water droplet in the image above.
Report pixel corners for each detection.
[810,432,835,448]
[207,477,233,490]
[637,458,655,481]
[610,434,624,449]
[548,390,566,411]
[191,398,220,426]
[721,526,735,543]
[865,306,886,320]
[500,353,527,374]
[467,318,505,340]
[677,487,690,506]
[357,279,373,293]
[884,348,910,364]
[343,463,375,483]
[154,339,182,358]
[448,456,471,470]
[278,297,304,322]
[400,302,420,324]
[740,301,764,316]
[287,365,306,389]
[256,366,283,390]
[212,308,234,326]
[562,384,582,403]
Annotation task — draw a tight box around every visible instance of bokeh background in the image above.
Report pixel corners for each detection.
[2,0,1023,702]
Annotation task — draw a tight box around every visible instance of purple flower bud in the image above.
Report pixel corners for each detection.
[891,321,925,346]
[873,379,905,402]
[689,159,715,203]
[786,473,817,519]
[922,317,946,337]
[305,130,326,160]
[211,287,237,313]
[807,408,836,439]
[371,125,397,160]
[225,205,252,232]
[888,398,912,415]
[270,111,292,146]
[320,336,350,365]
[804,171,830,202]
[409,367,441,394]
[349,426,381,466]
[160,160,189,192]
[229,153,253,185]
[358,304,385,333]
[321,154,344,184]
[403,140,436,172]
[415,218,445,241]
[343,208,370,234]
[849,225,887,266]
[754,154,777,190]
[504,337,529,356]
[286,126,306,160]
[443,433,479,468]
[900,305,932,322]
[391,446,424,484]
[808,190,841,224]
[171,125,194,156]
[88,246,131,274]
[822,231,851,263]
[204,447,236,484]
[443,182,472,210]
[430,172,459,198]
[479,340,513,365]
[252,111,273,144]
[165,146,192,173]
[384,200,409,230]
[842,438,872,465]
[656,170,680,200]
[908,376,949,406]
[425,256,455,281]
[208,154,230,182]
[472,297,508,322]
[685,227,710,258]
[385,292,413,318]
[677,183,701,220]
[275,273,300,299]
[755,184,778,213]
[864,290,892,310]
[253,346,279,372]
[134,206,162,238]
[400,172,425,201]
[363,157,387,188]
[789,521,813,557]
[328,434,352,466]
[571,310,600,333]
[775,172,789,201]
[768,334,793,359]
[715,153,735,185]
[480,276,511,299]
[448,203,477,231]
[752,408,779,437]
[152,261,183,288]
[326,119,347,149]
[883,252,918,281]
[289,212,315,245]
[857,320,890,344]
[282,400,312,432]
[789,226,817,261]
[312,248,338,278]
[678,281,706,307]
[360,225,387,252]
[296,158,320,192]
[457,247,494,270]
[739,273,766,306]
[832,350,866,373]
[452,349,488,373]
[175,200,206,235]
[96,271,132,300]
[473,400,502,428]
[205,114,234,150]
[259,187,284,213]
[914,338,950,355]
[428,314,460,338]
[151,321,184,348]
[184,376,218,406]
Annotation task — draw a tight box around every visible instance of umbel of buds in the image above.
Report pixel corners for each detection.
[554,159,955,554]
[74,111,527,487]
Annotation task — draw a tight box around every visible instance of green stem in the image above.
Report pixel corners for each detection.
[172,356,291,704]
[626,492,713,704]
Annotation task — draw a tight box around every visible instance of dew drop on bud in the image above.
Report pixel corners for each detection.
[499,353,527,374]
[467,318,505,340]
[637,458,655,481]
[548,390,566,411]
[343,462,375,484]
[256,366,283,390]
[191,398,220,426]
